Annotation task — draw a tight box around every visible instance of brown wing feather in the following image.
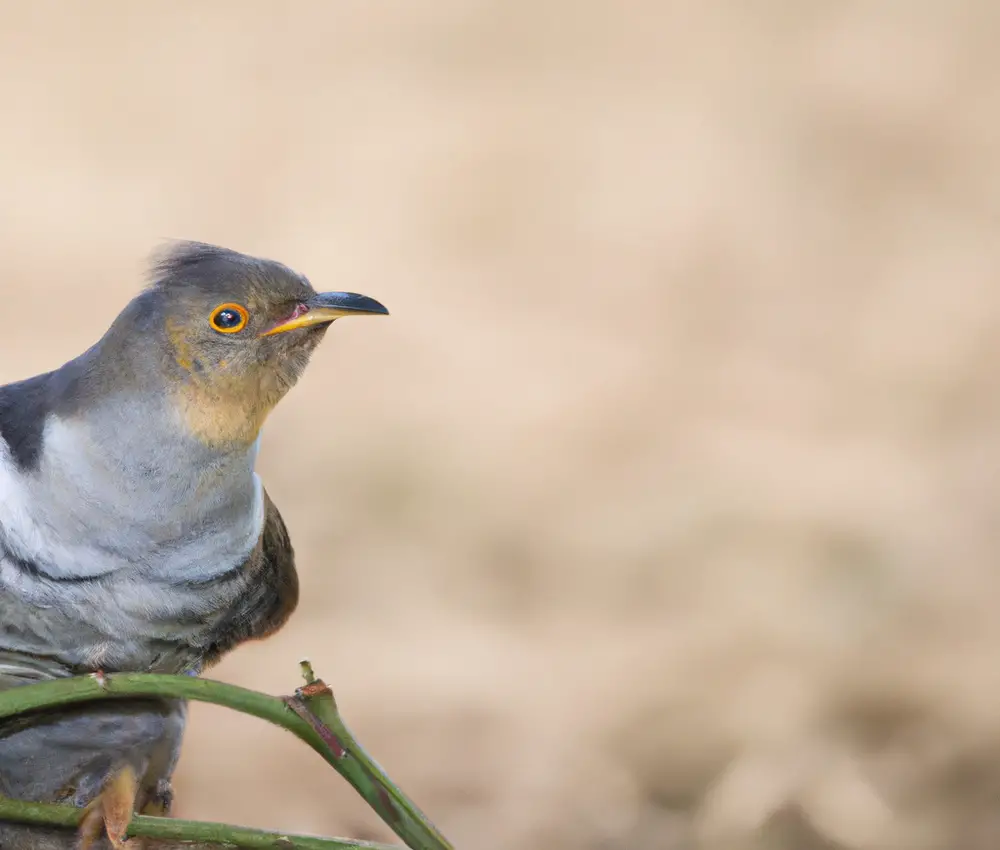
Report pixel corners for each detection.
[198,488,299,668]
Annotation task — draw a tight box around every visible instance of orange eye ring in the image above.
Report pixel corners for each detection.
[209,303,249,334]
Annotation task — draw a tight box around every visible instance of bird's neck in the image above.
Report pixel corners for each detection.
[53,396,262,516]
[1,396,265,582]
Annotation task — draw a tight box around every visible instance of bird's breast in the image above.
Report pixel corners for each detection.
[0,412,269,672]
[1,413,265,580]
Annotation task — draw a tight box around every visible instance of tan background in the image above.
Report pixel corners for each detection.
[1,3,999,848]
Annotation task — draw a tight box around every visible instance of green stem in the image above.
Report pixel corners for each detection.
[0,796,395,849]
[288,662,455,850]
[0,668,453,850]
[0,673,318,744]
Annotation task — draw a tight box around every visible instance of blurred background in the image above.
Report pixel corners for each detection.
[1,3,999,848]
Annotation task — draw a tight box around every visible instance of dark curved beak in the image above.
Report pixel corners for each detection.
[262,291,389,336]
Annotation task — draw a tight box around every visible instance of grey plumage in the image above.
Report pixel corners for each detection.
[0,242,386,847]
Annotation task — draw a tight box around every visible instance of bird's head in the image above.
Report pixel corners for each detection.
[99,241,388,448]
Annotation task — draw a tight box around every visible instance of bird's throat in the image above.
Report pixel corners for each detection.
[163,318,295,448]
[170,378,277,449]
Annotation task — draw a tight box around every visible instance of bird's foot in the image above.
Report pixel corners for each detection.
[77,764,138,849]
[140,778,174,818]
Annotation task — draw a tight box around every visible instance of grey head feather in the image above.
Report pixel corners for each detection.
[146,240,312,300]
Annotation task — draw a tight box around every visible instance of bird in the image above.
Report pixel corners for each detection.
[0,241,388,849]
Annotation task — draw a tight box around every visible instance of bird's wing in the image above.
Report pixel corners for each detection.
[196,487,300,668]
[0,370,63,474]
[0,647,80,740]
[252,487,301,638]
[0,650,75,689]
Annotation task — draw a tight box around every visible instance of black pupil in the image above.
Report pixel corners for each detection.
[215,309,241,329]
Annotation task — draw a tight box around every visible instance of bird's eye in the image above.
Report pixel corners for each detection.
[209,303,249,334]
